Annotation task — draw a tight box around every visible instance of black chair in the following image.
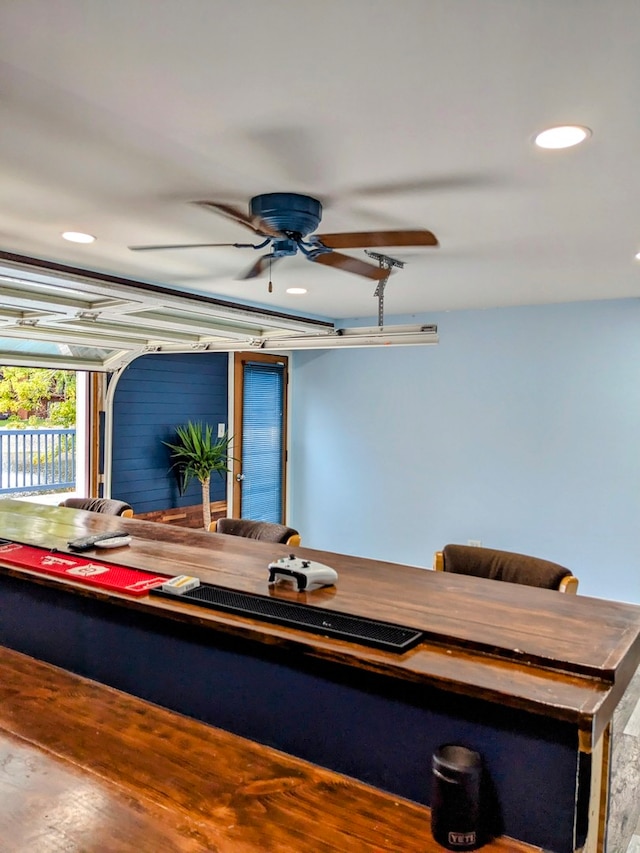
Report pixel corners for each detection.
[210,517,301,546]
[59,497,134,517]
[433,544,578,593]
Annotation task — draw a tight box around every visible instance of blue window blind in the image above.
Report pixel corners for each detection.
[241,361,285,523]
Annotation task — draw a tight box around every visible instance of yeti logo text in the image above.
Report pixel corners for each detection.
[448,831,476,846]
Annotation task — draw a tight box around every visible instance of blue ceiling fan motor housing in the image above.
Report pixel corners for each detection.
[250,193,323,238]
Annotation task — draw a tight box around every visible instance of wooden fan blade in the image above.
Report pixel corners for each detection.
[239,254,280,280]
[129,242,251,251]
[195,201,284,239]
[311,251,388,281]
[316,230,439,249]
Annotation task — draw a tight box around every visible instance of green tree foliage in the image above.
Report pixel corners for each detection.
[0,367,76,426]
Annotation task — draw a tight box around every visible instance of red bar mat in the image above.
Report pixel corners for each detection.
[0,541,170,596]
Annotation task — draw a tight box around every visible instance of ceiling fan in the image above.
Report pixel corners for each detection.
[129,192,438,281]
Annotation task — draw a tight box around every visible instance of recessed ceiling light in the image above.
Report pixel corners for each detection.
[61,231,96,243]
[286,287,307,295]
[534,125,591,149]
[635,251,640,261]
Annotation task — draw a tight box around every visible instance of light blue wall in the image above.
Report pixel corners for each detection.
[289,299,640,604]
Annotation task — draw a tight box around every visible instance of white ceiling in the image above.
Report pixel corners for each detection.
[1,0,639,327]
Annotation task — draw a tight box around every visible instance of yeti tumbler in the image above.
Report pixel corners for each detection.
[431,744,482,850]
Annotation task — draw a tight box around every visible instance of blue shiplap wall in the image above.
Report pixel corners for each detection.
[110,352,228,514]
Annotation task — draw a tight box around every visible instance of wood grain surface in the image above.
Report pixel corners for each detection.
[0,646,540,853]
[1,499,639,744]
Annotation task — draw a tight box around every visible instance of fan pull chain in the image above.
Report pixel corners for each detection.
[268,255,273,293]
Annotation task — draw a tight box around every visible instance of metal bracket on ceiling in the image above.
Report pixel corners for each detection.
[365,250,405,328]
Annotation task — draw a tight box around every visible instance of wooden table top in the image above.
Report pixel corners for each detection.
[0,645,540,853]
[1,499,639,743]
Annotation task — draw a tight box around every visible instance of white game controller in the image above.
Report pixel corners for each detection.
[268,555,338,592]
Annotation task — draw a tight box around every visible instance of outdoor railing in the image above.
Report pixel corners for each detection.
[0,428,76,495]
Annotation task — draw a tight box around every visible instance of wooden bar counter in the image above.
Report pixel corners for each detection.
[1,500,639,852]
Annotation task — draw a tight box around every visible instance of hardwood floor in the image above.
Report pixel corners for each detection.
[609,664,640,852]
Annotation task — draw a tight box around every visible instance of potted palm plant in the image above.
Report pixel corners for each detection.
[164,421,233,530]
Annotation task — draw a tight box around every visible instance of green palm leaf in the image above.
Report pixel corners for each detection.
[163,422,234,494]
